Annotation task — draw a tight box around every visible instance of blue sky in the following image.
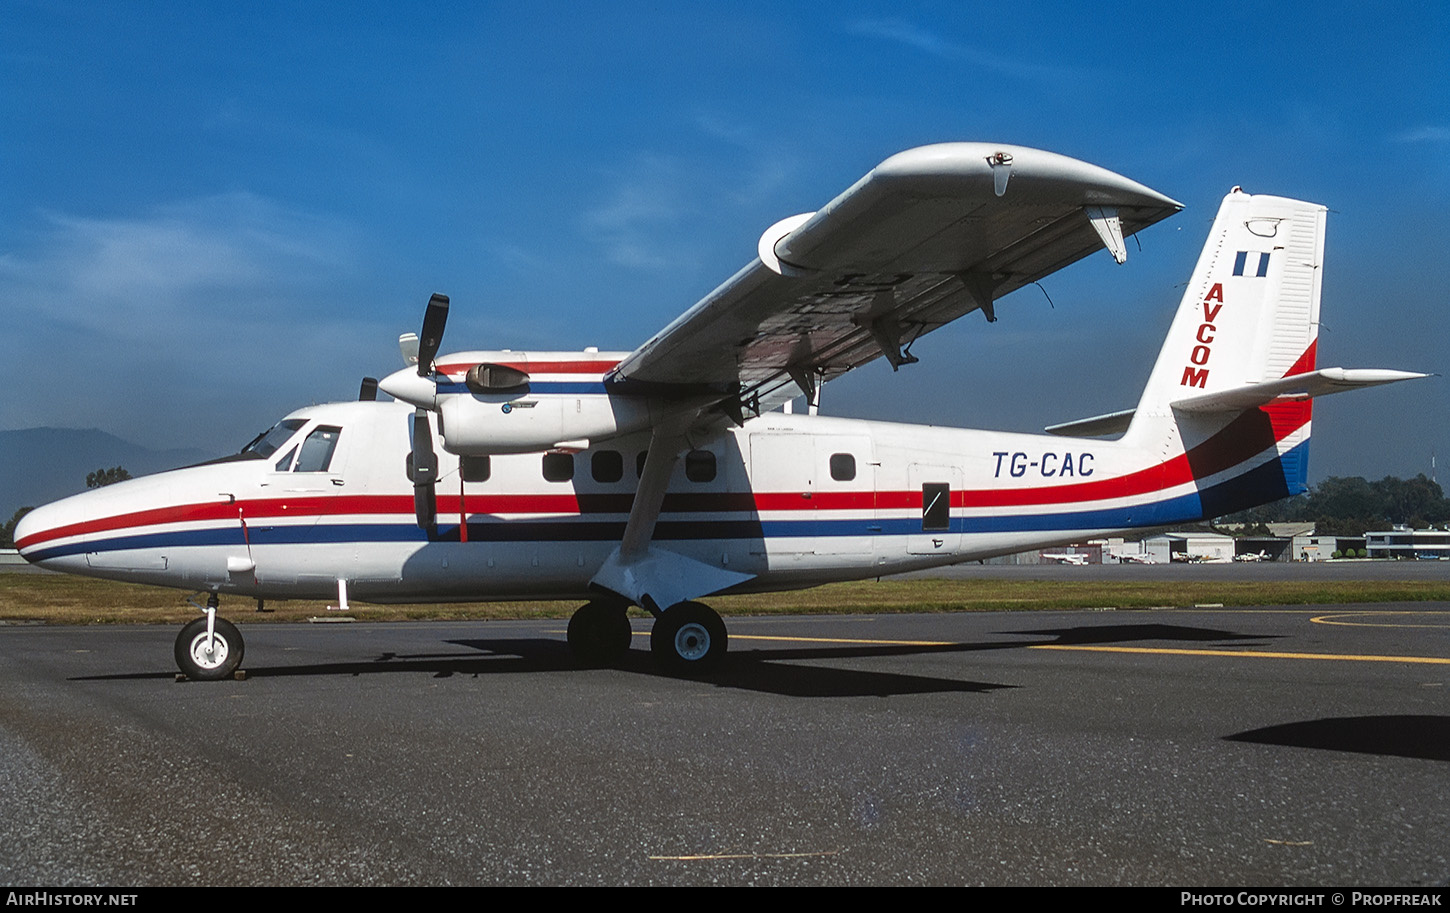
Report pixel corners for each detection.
[3,1,1447,483]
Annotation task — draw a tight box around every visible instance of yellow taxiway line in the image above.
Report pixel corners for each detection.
[621,618,1450,666]
[1029,644,1450,665]
[1310,611,1450,629]
[727,633,1450,665]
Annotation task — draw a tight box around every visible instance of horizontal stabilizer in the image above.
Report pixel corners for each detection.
[1170,368,1428,413]
[1044,408,1136,438]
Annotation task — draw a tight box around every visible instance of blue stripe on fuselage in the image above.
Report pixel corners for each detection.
[26,443,1305,562]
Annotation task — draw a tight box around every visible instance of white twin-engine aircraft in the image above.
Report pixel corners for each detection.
[15,143,1424,680]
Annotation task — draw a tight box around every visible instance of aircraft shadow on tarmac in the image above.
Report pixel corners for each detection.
[71,621,1280,699]
[1002,622,1282,646]
[70,638,1009,698]
[1225,716,1450,762]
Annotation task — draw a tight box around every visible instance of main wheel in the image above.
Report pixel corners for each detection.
[175,617,244,681]
[650,601,727,673]
[567,600,633,666]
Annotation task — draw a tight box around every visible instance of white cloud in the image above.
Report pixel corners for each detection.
[580,156,692,270]
[0,194,375,447]
[1389,125,1450,144]
[0,193,356,338]
[846,18,1079,84]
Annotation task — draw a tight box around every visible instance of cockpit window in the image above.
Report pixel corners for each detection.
[294,426,342,472]
[241,419,306,459]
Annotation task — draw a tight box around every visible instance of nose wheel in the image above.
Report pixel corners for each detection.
[175,596,244,681]
[650,601,727,673]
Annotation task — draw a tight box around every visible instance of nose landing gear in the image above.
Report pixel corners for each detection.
[174,594,245,681]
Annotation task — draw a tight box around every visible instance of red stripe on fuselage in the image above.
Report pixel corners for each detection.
[434,360,620,376]
[20,345,1317,549]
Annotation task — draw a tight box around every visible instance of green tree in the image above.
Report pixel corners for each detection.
[86,466,131,488]
[2,506,34,549]
[1217,473,1450,534]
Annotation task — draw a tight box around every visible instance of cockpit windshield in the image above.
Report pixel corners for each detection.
[239,419,307,459]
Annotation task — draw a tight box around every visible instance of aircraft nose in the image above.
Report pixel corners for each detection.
[13,498,87,569]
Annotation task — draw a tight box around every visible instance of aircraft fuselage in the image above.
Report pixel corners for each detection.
[17,396,1251,603]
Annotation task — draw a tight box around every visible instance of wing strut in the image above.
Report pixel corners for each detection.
[619,426,687,563]
[590,420,754,614]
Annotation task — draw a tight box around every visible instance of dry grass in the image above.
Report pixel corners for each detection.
[3,571,1448,626]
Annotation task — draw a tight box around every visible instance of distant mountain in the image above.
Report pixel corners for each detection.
[0,428,215,516]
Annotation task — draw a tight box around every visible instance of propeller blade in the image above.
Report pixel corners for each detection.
[416,293,450,376]
[358,377,379,401]
[411,409,438,530]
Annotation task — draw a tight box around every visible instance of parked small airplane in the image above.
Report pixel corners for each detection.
[15,143,1425,679]
[1173,553,1232,564]
[1234,550,1271,562]
[1114,552,1157,565]
[1041,553,1090,566]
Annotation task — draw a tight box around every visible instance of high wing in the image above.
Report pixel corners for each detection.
[607,143,1182,412]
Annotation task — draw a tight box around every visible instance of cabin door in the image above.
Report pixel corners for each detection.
[906,463,961,556]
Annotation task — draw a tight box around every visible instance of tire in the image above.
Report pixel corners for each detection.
[566,600,633,666]
[175,617,244,681]
[650,601,727,674]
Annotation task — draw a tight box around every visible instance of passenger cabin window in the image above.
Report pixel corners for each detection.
[830,453,856,481]
[542,452,574,482]
[592,450,623,483]
[294,426,342,472]
[461,455,491,483]
[685,449,716,483]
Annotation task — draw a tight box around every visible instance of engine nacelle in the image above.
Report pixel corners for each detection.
[385,349,667,455]
[437,390,656,455]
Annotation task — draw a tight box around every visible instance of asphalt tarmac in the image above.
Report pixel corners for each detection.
[1,602,1447,886]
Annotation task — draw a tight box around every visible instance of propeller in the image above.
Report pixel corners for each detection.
[410,409,438,531]
[378,292,533,530]
[383,293,450,531]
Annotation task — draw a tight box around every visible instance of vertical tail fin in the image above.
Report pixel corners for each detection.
[1127,190,1327,512]
[1134,189,1326,416]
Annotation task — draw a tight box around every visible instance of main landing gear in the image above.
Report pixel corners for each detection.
[566,599,633,666]
[174,594,245,681]
[566,598,728,674]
